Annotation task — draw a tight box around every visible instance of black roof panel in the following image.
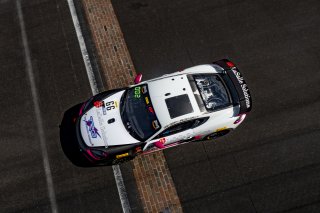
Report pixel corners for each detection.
[165,94,194,119]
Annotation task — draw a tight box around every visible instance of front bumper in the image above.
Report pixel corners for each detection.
[60,103,94,167]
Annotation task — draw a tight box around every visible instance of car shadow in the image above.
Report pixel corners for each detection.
[60,103,91,167]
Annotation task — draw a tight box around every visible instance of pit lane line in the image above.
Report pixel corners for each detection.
[66,0,132,212]
[16,0,58,212]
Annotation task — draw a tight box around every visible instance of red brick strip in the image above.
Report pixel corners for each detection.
[82,0,135,89]
[80,0,182,212]
[133,152,182,213]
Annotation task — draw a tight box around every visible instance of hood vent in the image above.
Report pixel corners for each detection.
[108,118,115,124]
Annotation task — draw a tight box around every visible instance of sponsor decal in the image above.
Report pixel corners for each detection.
[232,68,251,108]
[145,96,150,104]
[84,116,101,139]
[241,84,251,108]
[102,105,107,115]
[143,142,181,154]
[134,86,141,98]
[94,110,108,147]
[116,153,129,159]
[148,106,154,114]
[232,68,244,84]
[94,101,106,115]
[141,85,147,94]
[152,120,160,129]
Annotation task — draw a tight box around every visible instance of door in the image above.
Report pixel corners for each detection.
[143,117,209,151]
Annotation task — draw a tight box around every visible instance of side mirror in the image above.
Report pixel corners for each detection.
[134,73,143,84]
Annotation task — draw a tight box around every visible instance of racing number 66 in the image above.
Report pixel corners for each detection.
[105,101,116,110]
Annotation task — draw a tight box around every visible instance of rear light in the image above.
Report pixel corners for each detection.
[234,114,246,124]
[226,61,235,68]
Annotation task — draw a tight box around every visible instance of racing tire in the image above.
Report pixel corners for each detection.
[204,129,231,140]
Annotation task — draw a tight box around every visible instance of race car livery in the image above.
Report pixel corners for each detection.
[60,59,252,166]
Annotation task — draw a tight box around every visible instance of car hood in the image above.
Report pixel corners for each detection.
[79,90,140,147]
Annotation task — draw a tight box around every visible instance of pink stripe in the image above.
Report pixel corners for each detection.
[86,149,100,161]
[79,102,86,116]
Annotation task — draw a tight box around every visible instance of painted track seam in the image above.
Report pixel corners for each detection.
[16,0,58,212]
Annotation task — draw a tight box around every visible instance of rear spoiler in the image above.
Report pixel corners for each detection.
[214,59,252,114]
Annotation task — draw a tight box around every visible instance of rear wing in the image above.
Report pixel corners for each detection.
[214,59,252,114]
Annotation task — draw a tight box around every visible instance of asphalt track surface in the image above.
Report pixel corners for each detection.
[0,0,141,212]
[1,0,320,212]
[112,0,320,212]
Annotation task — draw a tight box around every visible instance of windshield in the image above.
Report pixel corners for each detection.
[120,84,161,141]
[191,74,231,111]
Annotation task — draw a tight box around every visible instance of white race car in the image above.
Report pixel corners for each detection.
[60,59,252,166]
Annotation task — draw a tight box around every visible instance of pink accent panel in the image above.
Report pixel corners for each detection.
[234,114,246,124]
[154,141,165,149]
[194,135,202,140]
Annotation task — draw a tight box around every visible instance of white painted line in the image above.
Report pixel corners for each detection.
[66,0,99,95]
[16,1,58,212]
[112,165,132,213]
[66,1,132,212]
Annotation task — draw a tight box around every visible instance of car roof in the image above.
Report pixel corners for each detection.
[147,74,203,127]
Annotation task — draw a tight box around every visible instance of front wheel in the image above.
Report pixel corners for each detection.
[204,129,231,140]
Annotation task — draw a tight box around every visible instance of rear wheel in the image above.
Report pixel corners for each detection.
[204,129,230,140]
